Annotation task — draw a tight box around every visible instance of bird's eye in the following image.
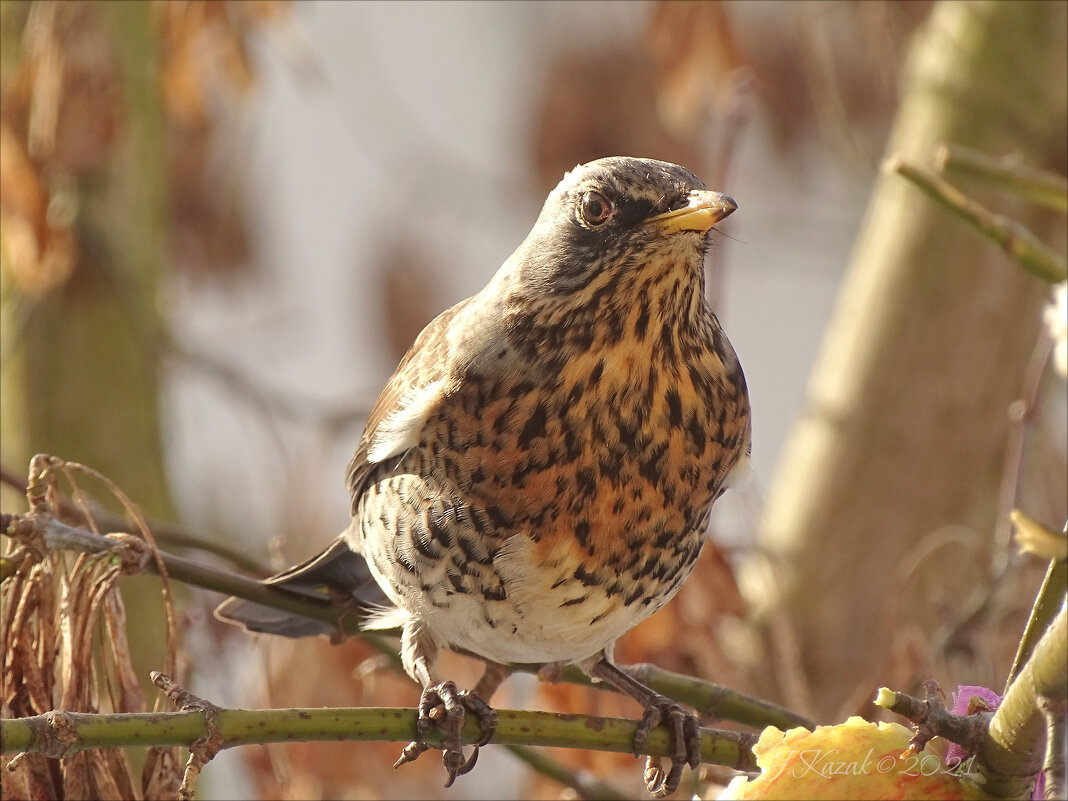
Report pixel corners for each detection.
[580,191,613,226]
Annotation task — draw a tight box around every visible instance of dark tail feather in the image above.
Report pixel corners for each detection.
[214,536,390,638]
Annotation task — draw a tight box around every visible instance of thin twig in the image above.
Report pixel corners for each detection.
[2,511,398,659]
[887,157,1067,284]
[151,672,222,801]
[503,743,632,801]
[874,681,990,758]
[1006,554,1068,690]
[1,461,266,575]
[993,335,1056,564]
[935,143,1068,214]
[623,661,816,731]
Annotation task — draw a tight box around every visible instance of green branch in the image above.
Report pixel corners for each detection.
[0,706,758,771]
[503,743,633,800]
[887,157,1067,284]
[935,143,1068,214]
[1006,548,1067,689]
[617,662,816,731]
[2,510,811,734]
[2,511,397,661]
[981,603,1068,798]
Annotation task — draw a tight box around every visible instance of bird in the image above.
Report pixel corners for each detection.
[216,156,751,797]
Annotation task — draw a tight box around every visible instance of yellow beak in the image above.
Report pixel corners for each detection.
[648,190,737,233]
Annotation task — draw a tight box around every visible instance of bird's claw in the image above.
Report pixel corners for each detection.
[394,681,498,787]
[633,696,702,797]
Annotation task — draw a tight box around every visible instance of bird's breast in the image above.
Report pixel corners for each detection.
[435,313,750,580]
[362,303,750,657]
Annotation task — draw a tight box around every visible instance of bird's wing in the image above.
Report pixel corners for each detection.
[214,532,390,637]
[215,299,477,637]
[345,300,469,512]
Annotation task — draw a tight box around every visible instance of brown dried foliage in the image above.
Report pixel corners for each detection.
[1,458,183,800]
[0,1,289,293]
[644,0,746,140]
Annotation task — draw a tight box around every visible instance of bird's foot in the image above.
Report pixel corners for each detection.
[632,694,702,798]
[393,680,498,787]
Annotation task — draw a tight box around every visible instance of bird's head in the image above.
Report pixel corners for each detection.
[506,156,736,298]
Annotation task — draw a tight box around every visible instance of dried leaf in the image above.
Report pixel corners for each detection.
[531,43,706,195]
[103,590,148,713]
[1,461,181,801]
[0,124,77,294]
[96,748,139,801]
[60,751,97,801]
[17,626,51,715]
[142,746,183,801]
[0,751,59,801]
[1012,509,1068,561]
[22,1,121,171]
[645,0,744,137]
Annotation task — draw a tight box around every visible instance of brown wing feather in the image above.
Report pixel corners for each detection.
[345,300,470,512]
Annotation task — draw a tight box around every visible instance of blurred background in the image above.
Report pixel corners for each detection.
[1,1,1065,799]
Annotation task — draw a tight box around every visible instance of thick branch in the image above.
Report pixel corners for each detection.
[1039,695,1068,801]
[981,604,1068,798]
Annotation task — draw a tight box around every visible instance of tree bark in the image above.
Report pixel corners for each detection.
[755,0,1067,719]
[1,1,174,691]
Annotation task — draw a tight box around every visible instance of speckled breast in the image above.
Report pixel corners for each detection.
[355,315,750,665]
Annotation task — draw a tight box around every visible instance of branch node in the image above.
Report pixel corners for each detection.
[105,532,154,573]
[30,711,79,759]
[3,514,47,571]
[877,683,993,761]
[151,671,223,800]
[25,454,62,515]
[904,680,947,754]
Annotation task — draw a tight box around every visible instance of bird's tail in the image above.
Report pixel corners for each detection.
[214,535,391,638]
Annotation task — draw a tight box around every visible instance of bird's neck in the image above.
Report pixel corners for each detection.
[497,254,714,378]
